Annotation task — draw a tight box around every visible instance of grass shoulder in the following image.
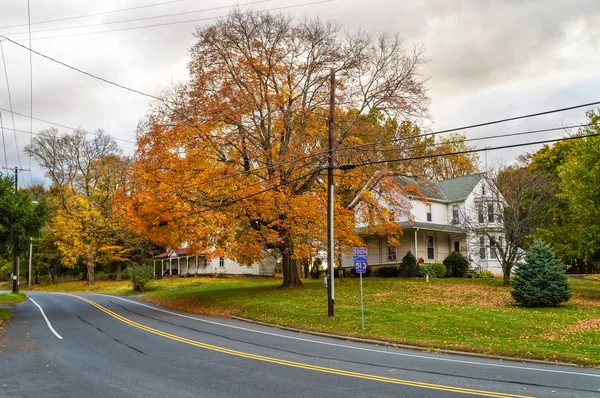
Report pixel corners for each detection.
[0,292,28,305]
[0,308,11,322]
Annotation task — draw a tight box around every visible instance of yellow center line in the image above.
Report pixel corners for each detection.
[66,294,534,398]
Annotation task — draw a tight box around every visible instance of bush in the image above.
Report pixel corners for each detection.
[443,251,469,277]
[477,270,494,279]
[310,258,323,279]
[399,251,418,277]
[430,263,446,278]
[129,263,155,291]
[511,242,571,307]
[377,266,399,278]
[417,263,434,277]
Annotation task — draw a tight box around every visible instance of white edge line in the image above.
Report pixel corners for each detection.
[105,295,600,379]
[29,297,63,340]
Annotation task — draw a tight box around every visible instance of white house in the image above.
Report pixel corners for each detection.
[341,173,505,275]
[152,248,276,277]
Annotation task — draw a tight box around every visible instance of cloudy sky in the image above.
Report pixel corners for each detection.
[0,0,598,185]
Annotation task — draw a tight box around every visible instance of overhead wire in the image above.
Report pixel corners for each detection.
[5,0,335,42]
[0,39,22,169]
[3,0,273,37]
[0,107,136,144]
[0,111,7,168]
[27,0,33,181]
[0,0,185,30]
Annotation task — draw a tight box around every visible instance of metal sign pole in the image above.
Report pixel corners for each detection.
[360,272,364,330]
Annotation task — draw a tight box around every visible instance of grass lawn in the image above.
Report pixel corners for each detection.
[0,308,11,322]
[0,292,28,305]
[138,276,600,366]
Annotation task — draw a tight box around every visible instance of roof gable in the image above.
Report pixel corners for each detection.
[397,173,485,202]
[437,173,485,201]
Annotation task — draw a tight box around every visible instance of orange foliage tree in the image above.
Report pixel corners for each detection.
[117,10,444,287]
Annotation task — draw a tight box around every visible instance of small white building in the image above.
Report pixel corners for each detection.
[341,173,505,275]
[152,248,275,277]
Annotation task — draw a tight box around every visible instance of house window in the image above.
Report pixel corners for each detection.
[488,203,494,223]
[498,205,504,223]
[388,245,397,261]
[219,257,225,267]
[490,237,497,259]
[478,204,484,224]
[454,241,460,252]
[479,236,487,259]
[452,205,459,224]
[426,204,432,222]
[426,236,434,260]
[388,203,394,212]
[482,184,486,196]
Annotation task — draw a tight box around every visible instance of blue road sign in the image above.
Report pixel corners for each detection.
[353,247,368,257]
[354,256,368,274]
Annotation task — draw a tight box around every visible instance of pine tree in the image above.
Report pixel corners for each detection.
[400,251,418,277]
[511,241,571,307]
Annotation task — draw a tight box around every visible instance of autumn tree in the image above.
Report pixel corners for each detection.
[119,9,436,287]
[424,133,480,180]
[25,128,125,284]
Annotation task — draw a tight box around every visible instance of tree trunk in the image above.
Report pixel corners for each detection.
[49,265,56,284]
[115,263,122,281]
[86,250,95,285]
[503,266,511,285]
[35,268,39,284]
[280,247,302,288]
[303,260,309,279]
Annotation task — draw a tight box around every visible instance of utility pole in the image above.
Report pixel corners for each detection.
[3,166,30,293]
[28,237,33,289]
[327,68,335,317]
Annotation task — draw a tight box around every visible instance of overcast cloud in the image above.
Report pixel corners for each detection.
[0,0,598,185]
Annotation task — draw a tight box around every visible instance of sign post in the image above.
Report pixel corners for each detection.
[353,247,368,330]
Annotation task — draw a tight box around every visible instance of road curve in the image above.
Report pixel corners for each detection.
[1,292,599,397]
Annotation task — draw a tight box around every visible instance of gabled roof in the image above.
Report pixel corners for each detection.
[398,173,485,202]
[437,173,485,201]
[153,248,188,259]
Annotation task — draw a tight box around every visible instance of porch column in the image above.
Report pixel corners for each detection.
[186,256,190,275]
[177,258,180,274]
[414,229,418,258]
[195,256,198,275]
[153,260,156,277]
[161,260,164,276]
[169,259,172,276]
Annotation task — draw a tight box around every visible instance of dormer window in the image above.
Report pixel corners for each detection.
[452,204,459,224]
[426,204,432,221]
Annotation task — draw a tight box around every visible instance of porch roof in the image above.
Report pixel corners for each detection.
[152,248,188,259]
[399,221,465,233]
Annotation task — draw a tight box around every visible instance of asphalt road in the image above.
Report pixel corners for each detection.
[1,293,599,398]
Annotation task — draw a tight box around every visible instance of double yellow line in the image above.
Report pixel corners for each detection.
[68,294,533,398]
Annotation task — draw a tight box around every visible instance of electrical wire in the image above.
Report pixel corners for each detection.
[5,0,335,42]
[341,132,600,170]
[0,39,21,169]
[0,111,7,167]
[0,107,136,144]
[0,0,185,30]
[4,0,273,37]
[27,0,33,180]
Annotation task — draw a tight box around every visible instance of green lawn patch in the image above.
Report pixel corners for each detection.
[0,292,28,305]
[0,308,11,322]
[140,277,600,366]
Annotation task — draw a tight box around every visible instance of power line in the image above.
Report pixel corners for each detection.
[0,107,136,144]
[332,101,600,154]
[0,0,185,30]
[189,133,600,215]
[0,39,22,169]
[0,35,167,103]
[361,123,594,153]
[0,111,7,167]
[340,132,600,170]
[4,0,335,42]
[4,0,273,37]
[27,0,33,176]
